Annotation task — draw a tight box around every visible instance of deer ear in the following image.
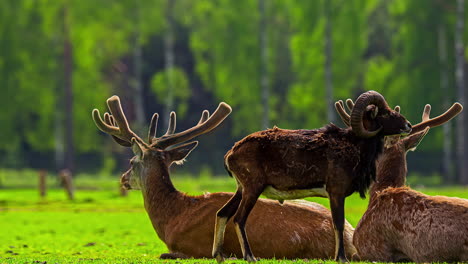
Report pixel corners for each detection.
[167,141,199,164]
[403,126,430,151]
[131,137,145,158]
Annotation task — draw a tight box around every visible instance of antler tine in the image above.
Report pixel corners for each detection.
[92,95,143,146]
[104,112,114,126]
[410,102,463,134]
[109,114,117,126]
[153,102,232,149]
[422,104,431,122]
[92,109,119,134]
[164,112,176,136]
[335,100,351,127]
[345,99,354,112]
[148,113,159,144]
[103,112,132,146]
[198,110,210,125]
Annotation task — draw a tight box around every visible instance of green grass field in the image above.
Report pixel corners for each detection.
[0,172,466,264]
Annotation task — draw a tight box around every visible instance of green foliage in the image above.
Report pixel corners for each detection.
[0,0,463,177]
[150,67,191,117]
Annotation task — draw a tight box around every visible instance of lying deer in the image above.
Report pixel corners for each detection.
[337,100,467,262]
[213,91,412,262]
[92,96,357,260]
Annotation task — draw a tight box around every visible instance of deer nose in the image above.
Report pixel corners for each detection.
[403,122,412,133]
[120,172,131,187]
[406,122,412,131]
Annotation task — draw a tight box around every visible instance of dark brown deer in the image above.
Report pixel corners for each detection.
[92,96,357,260]
[213,91,412,262]
[337,100,467,262]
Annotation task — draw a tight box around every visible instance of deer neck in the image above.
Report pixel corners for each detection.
[140,166,190,242]
[370,145,407,199]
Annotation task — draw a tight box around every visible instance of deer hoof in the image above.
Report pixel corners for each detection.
[244,255,257,262]
[335,256,349,263]
[214,253,225,263]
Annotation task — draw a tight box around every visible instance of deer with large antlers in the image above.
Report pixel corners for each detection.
[92,96,357,260]
[337,100,467,262]
[213,91,412,262]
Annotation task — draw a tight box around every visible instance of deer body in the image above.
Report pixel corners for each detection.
[125,147,357,260]
[225,126,385,202]
[355,186,468,262]
[93,95,357,260]
[214,91,412,262]
[349,102,468,262]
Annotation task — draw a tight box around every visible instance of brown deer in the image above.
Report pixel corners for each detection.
[213,91,412,262]
[92,96,357,260]
[337,100,467,262]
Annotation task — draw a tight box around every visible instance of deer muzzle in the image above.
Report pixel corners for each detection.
[120,171,132,190]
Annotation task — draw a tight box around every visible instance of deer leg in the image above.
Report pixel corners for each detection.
[159,252,189,259]
[213,187,243,263]
[329,194,348,262]
[232,186,263,262]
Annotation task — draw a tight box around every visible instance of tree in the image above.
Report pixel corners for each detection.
[324,0,335,124]
[259,0,270,129]
[455,0,467,184]
[437,18,454,182]
[62,2,74,173]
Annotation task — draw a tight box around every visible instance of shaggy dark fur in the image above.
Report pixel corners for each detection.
[226,124,384,198]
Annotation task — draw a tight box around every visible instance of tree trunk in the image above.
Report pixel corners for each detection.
[259,0,270,129]
[455,0,468,185]
[38,170,47,198]
[132,0,145,134]
[164,0,175,128]
[324,0,336,124]
[438,23,454,182]
[63,3,74,174]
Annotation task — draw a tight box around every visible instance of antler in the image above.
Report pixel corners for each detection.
[93,95,232,150]
[92,96,143,147]
[410,103,463,134]
[151,103,232,149]
[334,100,351,127]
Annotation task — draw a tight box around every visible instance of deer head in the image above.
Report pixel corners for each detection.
[336,99,463,191]
[335,91,412,138]
[92,96,232,191]
[336,98,462,151]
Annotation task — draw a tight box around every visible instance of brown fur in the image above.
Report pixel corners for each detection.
[122,156,357,259]
[354,131,468,262]
[215,95,411,262]
[227,125,383,198]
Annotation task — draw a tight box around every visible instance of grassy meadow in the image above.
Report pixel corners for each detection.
[0,170,466,264]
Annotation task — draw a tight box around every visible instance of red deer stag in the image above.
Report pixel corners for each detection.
[337,100,467,262]
[92,96,357,260]
[213,91,412,262]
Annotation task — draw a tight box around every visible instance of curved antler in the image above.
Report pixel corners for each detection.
[152,102,232,149]
[94,96,232,150]
[335,100,351,127]
[92,96,143,147]
[410,103,463,134]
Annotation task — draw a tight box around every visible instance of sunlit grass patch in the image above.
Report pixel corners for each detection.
[0,173,466,263]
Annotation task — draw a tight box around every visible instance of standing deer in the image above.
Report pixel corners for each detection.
[337,100,467,262]
[92,96,357,260]
[213,91,412,262]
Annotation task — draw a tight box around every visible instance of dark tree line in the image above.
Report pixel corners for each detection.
[0,0,467,184]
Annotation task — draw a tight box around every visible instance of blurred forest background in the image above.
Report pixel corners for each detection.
[1,0,468,185]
